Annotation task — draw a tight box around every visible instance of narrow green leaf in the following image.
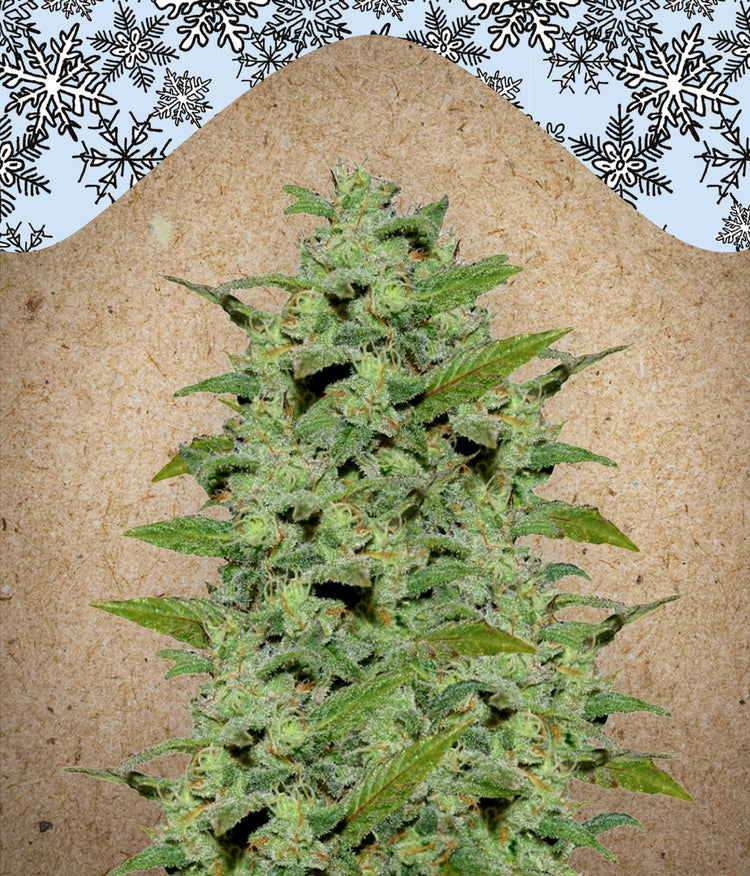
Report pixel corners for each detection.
[582,812,644,836]
[152,434,234,482]
[528,441,616,469]
[526,345,629,401]
[595,758,693,801]
[119,736,209,770]
[422,621,535,656]
[415,255,523,312]
[174,372,259,398]
[513,501,639,552]
[124,514,235,557]
[536,815,616,863]
[417,195,450,240]
[341,721,471,846]
[92,597,218,648]
[415,328,571,423]
[405,560,483,597]
[158,648,213,679]
[312,672,408,737]
[107,844,189,876]
[66,766,173,800]
[376,215,444,249]
[283,183,334,219]
[542,563,592,584]
[161,274,266,332]
[584,692,671,719]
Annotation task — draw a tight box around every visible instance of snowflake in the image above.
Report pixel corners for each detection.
[612,23,739,140]
[406,2,489,65]
[235,24,294,87]
[41,0,101,19]
[152,0,270,52]
[0,24,116,142]
[73,109,172,204]
[569,104,673,206]
[0,220,52,251]
[572,0,661,57]
[90,2,177,92]
[696,109,750,202]
[547,30,609,93]
[712,1,750,84]
[269,0,351,54]
[0,115,50,220]
[352,0,411,18]
[0,0,39,60]
[663,0,720,20]
[463,0,581,53]
[715,196,750,250]
[476,68,524,106]
[154,68,212,126]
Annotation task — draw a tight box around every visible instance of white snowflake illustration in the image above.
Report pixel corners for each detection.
[570,104,673,206]
[74,110,172,204]
[0,220,52,251]
[406,2,489,65]
[547,30,609,93]
[612,23,739,140]
[0,24,116,142]
[235,24,294,87]
[91,2,177,92]
[712,1,750,84]
[154,68,212,126]
[696,109,750,203]
[352,0,411,19]
[269,0,351,53]
[663,0,720,21]
[715,197,750,250]
[572,0,661,57]
[476,68,524,106]
[152,0,270,52]
[0,0,39,60]
[0,115,50,220]
[41,0,101,20]
[463,0,581,53]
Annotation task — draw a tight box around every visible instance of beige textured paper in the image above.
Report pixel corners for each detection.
[1,35,748,876]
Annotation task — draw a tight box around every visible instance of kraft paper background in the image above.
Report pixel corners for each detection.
[1,35,748,876]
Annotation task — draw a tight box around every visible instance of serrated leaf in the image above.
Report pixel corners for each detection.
[106,844,189,876]
[536,815,616,863]
[584,692,670,719]
[582,812,644,836]
[415,328,571,423]
[529,441,616,469]
[341,721,471,846]
[527,345,629,400]
[417,195,450,241]
[162,274,271,332]
[542,563,592,584]
[283,183,334,219]
[405,560,483,597]
[66,766,173,800]
[376,215,444,249]
[312,672,408,737]
[513,501,639,552]
[124,515,235,557]
[174,372,259,398]
[92,597,219,648]
[415,255,522,312]
[158,648,213,679]
[422,621,535,656]
[152,434,234,482]
[595,758,693,801]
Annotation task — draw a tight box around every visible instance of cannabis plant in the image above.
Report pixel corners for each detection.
[74,165,691,876]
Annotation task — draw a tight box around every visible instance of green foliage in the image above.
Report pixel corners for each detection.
[75,165,690,875]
